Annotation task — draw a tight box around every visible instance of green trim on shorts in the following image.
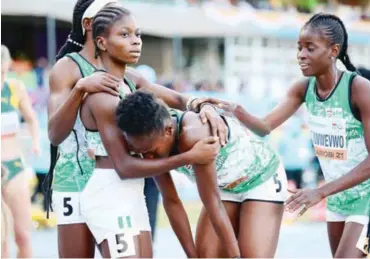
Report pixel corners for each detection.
[2,158,24,183]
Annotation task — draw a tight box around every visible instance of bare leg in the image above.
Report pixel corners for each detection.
[238,201,284,258]
[3,172,32,258]
[334,222,366,258]
[195,201,240,258]
[139,231,153,258]
[57,223,96,258]
[327,221,345,256]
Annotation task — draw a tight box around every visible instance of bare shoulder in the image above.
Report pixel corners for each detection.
[85,91,117,100]
[352,74,370,92]
[178,111,211,153]
[49,56,81,90]
[84,92,120,110]
[289,77,310,98]
[352,75,370,106]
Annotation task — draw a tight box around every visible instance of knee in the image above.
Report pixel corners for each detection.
[14,229,31,247]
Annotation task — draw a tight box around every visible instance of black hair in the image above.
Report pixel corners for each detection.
[304,13,357,72]
[92,5,131,58]
[116,91,171,136]
[56,0,95,61]
[358,67,370,80]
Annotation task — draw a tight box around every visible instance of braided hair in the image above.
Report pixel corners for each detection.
[56,0,95,61]
[304,13,357,72]
[92,5,131,58]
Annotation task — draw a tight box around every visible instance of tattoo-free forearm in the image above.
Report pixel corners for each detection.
[318,156,370,198]
[48,84,84,145]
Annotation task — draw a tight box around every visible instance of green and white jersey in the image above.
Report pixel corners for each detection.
[52,53,96,192]
[305,70,370,216]
[172,110,280,193]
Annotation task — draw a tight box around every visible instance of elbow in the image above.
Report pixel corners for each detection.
[48,129,62,146]
[258,128,271,137]
[48,120,59,146]
[257,119,272,137]
[116,164,135,180]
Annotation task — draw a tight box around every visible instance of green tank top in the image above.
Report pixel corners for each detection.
[1,81,20,136]
[53,53,137,191]
[171,109,280,193]
[52,53,96,192]
[305,70,370,216]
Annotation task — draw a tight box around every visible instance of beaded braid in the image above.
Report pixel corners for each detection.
[56,0,95,61]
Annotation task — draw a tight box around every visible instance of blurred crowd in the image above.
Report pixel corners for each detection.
[168,0,370,19]
[6,50,370,204]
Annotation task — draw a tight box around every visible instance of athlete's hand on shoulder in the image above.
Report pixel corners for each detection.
[189,136,220,164]
[193,97,238,114]
[199,104,229,146]
[76,71,120,96]
[285,188,325,216]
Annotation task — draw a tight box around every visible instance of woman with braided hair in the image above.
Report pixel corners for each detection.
[48,1,123,257]
[75,4,224,258]
[48,0,228,257]
[193,13,370,257]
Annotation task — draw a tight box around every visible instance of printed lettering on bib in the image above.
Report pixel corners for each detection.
[308,115,347,160]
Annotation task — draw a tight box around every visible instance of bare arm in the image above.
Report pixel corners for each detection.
[154,173,197,258]
[48,58,120,145]
[127,68,188,110]
[16,80,39,150]
[127,68,228,145]
[86,93,217,179]
[192,78,308,137]
[179,113,240,258]
[235,79,307,136]
[317,76,370,197]
[47,58,85,145]
[193,163,239,257]
[286,76,370,213]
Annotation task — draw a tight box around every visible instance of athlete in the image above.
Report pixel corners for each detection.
[192,13,370,258]
[1,165,10,258]
[47,1,122,257]
[77,5,222,258]
[47,2,225,257]
[116,91,289,258]
[1,44,40,258]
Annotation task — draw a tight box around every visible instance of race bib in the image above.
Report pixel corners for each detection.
[308,115,347,161]
[107,230,136,258]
